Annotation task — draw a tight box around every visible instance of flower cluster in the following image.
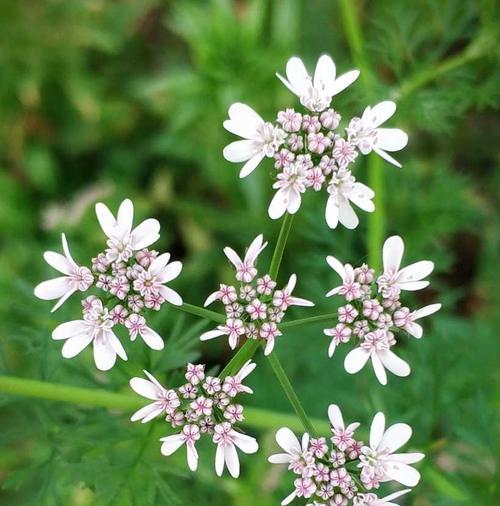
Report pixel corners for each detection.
[200,235,314,354]
[223,55,408,229]
[34,199,183,370]
[269,405,424,505]
[324,235,441,384]
[130,361,258,477]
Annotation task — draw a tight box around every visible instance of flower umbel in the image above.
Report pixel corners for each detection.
[269,405,423,505]
[200,234,314,354]
[131,361,258,476]
[323,236,441,384]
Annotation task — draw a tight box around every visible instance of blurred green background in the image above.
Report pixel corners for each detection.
[0,0,499,504]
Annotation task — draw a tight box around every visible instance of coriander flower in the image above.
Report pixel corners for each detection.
[268,427,312,468]
[95,198,160,262]
[34,233,93,311]
[393,303,442,338]
[277,55,360,112]
[359,412,424,487]
[268,162,308,219]
[328,404,360,452]
[213,422,259,478]
[223,103,286,178]
[222,234,268,283]
[378,236,434,297]
[272,274,315,310]
[325,170,375,229]
[160,424,200,471]
[52,298,127,371]
[130,370,180,423]
[347,101,408,168]
[325,256,362,300]
[133,252,183,306]
[353,490,411,506]
[344,329,410,385]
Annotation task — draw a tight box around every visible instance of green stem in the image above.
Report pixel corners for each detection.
[266,352,317,436]
[340,0,384,270]
[172,302,226,324]
[0,375,329,433]
[279,313,337,330]
[219,339,260,378]
[268,212,294,280]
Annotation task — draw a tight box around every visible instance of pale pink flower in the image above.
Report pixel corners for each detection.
[222,360,256,397]
[377,236,434,297]
[338,304,358,323]
[109,304,128,324]
[202,376,221,395]
[95,199,160,262]
[125,313,165,350]
[325,256,362,300]
[301,114,321,133]
[269,162,308,219]
[309,437,328,458]
[320,108,341,129]
[52,302,127,371]
[347,101,408,168]
[199,318,246,349]
[160,424,201,471]
[133,252,183,306]
[353,489,411,506]
[256,274,276,295]
[277,55,359,112]
[223,103,286,178]
[277,108,302,132]
[35,233,93,312]
[130,370,180,422]
[359,412,424,487]
[259,321,282,355]
[363,299,384,320]
[281,477,317,505]
[204,283,238,306]
[128,294,144,312]
[185,363,205,385]
[136,248,158,268]
[190,396,213,417]
[275,148,295,169]
[224,404,244,423]
[332,139,358,168]
[222,234,268,283]
[306,167,326,191]
[393,303,441,338]
[109,275,130,300]
[344,330,410,385]
[272,274,315,310]
[328,404,360,452]
[307,132,331,154]
[325,170,374,229]
[213,422,259,478]
[246,299,267,320]
[324,324,352,357]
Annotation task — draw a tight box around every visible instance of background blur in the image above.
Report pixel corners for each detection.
[0,0,499,505]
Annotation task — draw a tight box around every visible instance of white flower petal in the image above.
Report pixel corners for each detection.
[412,303,441,320]
[52,320,88,340]
[130,377,160,400]
[380,489,411,503]
[344,347,370,374]
[186,442,198,471]
[328,339,337,357]
[330,69,360,96]
[140,327,165,351]
[370,412,386,449]
[43,251,73,275]
[34,277,71,300]
[398,280,429,291]
[131,403,159,422]
[281,489,297,506]
[157,261,182,284]
[384,461,421,487]
[326,256,345,280]
[328,404,345,431]
[232,432,259,454]
[215,443,225,476]
[373,147,403,167]
[390,452,425,464]
[149,252,171,275]
[275,427,301,454]
[313,54,336,91]
[289,296,314,307]
[117,199,134,235]
[367,101,396,128]
[245,234,267,265]
[378,350,411,378]
[268,187,290,220]
[131,218,160,250]
[226,103,264,138]
[383,236,404,274]
[268,453,292,464]
[200,329,226,341]
[95,202,118,239]
[160,434,184,456]
[240,152,265,178]
[93,338,117,371]
[158,285,183,306]
[398,261,434,283]
[379,423,412,453]
[223,246,243,269]
[325,194,340,229]
[61,334,93,358]
[224,443,240,478]
[51,287,77,312]
[349,182,375,212]
[284,56,309,95]
[376,128,408,152]
[406,321,423,338]
[371,352,388,385]
[338,196,359,229]
[223,139,260,162]
[204,291,220,307]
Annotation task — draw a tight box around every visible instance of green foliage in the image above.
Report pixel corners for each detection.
[0,0,499,505]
